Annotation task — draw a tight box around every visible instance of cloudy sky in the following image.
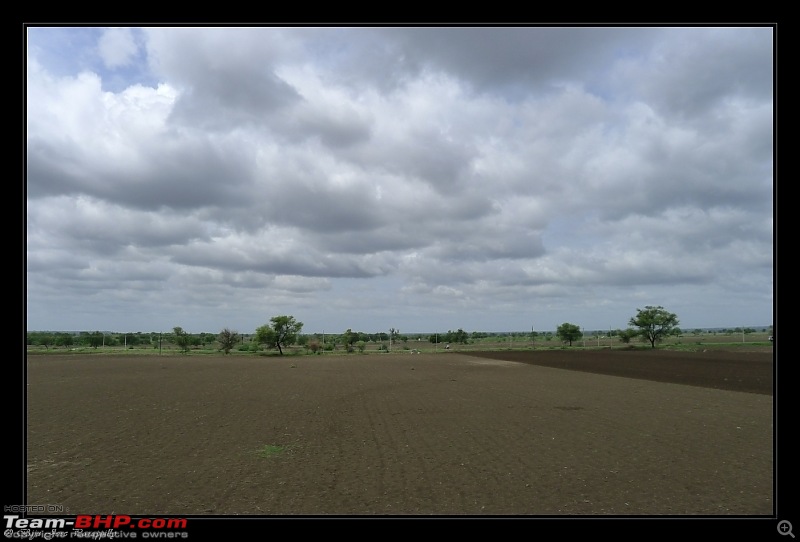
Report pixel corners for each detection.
[25,26,774,335]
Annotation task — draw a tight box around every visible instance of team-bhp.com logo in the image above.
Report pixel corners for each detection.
[4,514,188,539]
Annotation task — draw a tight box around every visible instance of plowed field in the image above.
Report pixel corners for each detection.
[26,348,774,516]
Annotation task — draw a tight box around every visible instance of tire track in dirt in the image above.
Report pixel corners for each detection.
[325,364,471,514]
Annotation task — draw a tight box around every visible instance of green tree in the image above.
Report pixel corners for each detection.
[255,315,304,355]
[254,326,277,353]
[56,333,74,349]
[446,328,469,344]
[173,326,191,354]
[617,328,638,344]
[342,328,356,352]
[218,328,239,355]
[556,323,582,346]
[88,332,104,349]
[38,333,55,350]
[629,306,680,349]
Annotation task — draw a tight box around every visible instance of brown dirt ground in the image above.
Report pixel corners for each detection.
[25,348,774,517]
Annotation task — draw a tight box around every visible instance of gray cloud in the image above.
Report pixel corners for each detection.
[26,26,774,333]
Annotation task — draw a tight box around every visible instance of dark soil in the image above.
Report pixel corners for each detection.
[26,348,774,517]
[465,347,773,395]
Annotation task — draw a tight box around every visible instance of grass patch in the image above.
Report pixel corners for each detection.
[254,444,288,458]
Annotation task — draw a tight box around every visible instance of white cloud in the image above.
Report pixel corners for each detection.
[98,28,139,69]
[26,26,774,333]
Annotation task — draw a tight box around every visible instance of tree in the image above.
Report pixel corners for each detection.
[37,333,55,350]
[255,315,303,355]
[342,329,356,352]
[173,326,191,354]
[218,328,239,355]
[617,328,638,344]
[56,333,73,349]
[254,325,276,353]
[556,323,582,346]
[445,328,469,344]
[629,306,680,349]
[88,332,104,349]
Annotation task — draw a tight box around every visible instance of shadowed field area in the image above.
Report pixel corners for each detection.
[466,347,773,395]
[26,348,774,516]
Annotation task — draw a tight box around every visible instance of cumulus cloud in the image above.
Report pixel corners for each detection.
[98,27,139,69]
[25,26,774,333]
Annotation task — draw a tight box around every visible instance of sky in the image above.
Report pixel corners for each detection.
[24,25,775,335]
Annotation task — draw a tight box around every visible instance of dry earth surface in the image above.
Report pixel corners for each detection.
[26,347,774,518]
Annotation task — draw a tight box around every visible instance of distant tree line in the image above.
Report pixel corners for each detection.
[27,307,773,354]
